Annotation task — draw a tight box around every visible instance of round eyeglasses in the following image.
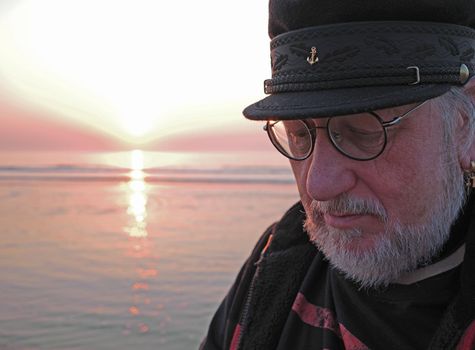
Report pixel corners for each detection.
[263,101,427,161]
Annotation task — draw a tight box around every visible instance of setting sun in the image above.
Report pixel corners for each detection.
[0,0,269,146]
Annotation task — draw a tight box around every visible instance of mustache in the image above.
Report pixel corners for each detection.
[308,193,388,222]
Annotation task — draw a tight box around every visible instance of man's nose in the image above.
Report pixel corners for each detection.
[305,131,357,202]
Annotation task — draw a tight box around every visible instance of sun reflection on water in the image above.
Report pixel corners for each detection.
[122,149,159,336]
[126,150,148,238]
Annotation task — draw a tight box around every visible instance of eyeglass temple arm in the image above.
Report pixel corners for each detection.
[263,121,278,131]
[381,100,428,127]
[263,121,326,132]
[263,121,329,132]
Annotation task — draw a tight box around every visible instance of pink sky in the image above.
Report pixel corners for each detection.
[148,127,274,152]
[0,100,125,151]
[0,99,272,152]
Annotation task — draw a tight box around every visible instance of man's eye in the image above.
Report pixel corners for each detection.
[290,130,309,138]
[330,130,342,142]
[352,129,371,135]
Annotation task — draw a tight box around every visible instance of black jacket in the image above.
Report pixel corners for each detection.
[201,201,475,350]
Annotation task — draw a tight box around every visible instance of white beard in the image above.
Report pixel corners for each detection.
[303,163,466,289]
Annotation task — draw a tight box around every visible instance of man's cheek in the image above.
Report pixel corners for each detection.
[290,160,311,200]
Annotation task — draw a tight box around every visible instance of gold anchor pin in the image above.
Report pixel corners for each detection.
[307,46,319,65]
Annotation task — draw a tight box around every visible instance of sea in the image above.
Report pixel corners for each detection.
[0,150,299,350]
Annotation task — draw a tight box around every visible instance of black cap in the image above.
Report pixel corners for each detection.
[243,0,475,120]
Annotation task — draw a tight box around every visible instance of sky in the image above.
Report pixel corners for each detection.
[0,0,271,151]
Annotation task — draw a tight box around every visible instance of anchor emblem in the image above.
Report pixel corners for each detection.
[307,46,319,65]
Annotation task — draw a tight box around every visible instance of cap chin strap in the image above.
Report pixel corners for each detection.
[395,244,465,285]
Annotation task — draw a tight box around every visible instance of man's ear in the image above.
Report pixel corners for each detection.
[458,77,475,171]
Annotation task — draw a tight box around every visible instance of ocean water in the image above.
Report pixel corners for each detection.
[0,150,299,350]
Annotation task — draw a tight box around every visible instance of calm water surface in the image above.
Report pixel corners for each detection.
[0,151,298,349]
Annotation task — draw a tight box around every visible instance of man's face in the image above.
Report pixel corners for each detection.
[290,99,466,288]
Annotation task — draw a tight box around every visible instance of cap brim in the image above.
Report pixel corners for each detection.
[243,84,451,120]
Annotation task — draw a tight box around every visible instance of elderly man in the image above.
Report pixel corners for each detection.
[201,0,475,349]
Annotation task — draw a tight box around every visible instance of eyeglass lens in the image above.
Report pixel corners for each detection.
[268,120,313,160]
[267,113,387,160]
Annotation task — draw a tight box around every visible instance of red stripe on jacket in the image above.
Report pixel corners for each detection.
[457,320,475,350]
[292,292,369,350]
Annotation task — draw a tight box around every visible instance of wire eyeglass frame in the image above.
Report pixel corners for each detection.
[263,100,428,161]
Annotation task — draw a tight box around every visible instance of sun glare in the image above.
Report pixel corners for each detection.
[131,150,145,171]
[0,0,269,145]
